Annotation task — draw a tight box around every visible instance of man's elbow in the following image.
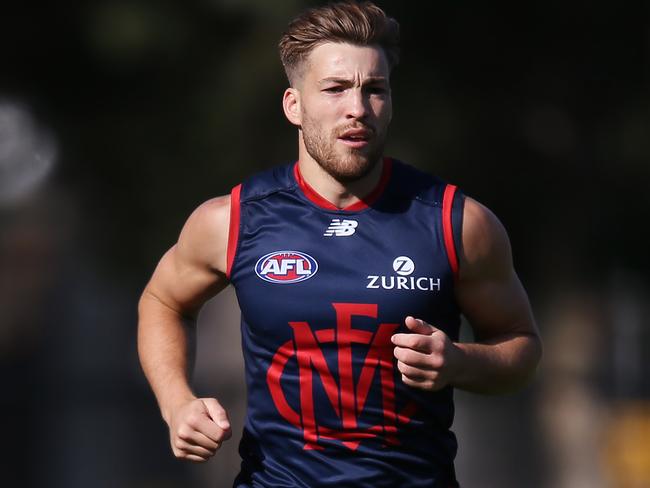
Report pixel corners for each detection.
[514,332,543,390]
[494,331,543,394]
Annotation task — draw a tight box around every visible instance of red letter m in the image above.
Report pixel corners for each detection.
[267,303,404,450]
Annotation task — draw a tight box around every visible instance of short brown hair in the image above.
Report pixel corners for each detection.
[279,1,400,85]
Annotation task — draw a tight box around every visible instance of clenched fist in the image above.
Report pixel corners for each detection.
[391,316,463,391]
[167,397,232,462]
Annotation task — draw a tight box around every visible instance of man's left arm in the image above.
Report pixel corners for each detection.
[392,197,542,394]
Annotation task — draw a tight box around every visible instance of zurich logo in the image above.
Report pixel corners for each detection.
[392,256,415,275]
[367,256,441,292]
[255,251,318,284]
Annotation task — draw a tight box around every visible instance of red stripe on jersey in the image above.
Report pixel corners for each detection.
[293,157,393,211]
[442,184,459,280]
[226,184,241,279]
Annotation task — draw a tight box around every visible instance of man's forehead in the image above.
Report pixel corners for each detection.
[305,42,390,81]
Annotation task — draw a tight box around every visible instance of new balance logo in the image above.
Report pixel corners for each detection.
[324,219,358,237]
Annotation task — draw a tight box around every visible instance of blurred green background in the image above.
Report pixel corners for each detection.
[1,1,649,487]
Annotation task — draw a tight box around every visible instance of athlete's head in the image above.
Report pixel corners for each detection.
[279,2,400,182]
[279,1,400,87]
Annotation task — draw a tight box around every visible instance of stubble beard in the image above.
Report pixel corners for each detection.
[301,112,387,184]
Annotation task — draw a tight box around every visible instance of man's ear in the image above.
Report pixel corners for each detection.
[282,88,301,126]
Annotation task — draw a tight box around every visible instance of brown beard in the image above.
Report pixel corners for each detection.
[301,112,387,183]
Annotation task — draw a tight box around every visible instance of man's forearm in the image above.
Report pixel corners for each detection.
[137,291,198,423]
[451,333,542,394]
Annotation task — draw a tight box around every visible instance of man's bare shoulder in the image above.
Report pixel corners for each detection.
[143,195,232,315]
[459,197,513,281]
[185,195,231,230]
[177,195,232,275]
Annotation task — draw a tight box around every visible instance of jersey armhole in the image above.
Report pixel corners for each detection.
[226,183,242,280]
[442,184,464,281]
[452,189,465,270]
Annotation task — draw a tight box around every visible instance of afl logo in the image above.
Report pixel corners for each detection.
[255,251,318,284]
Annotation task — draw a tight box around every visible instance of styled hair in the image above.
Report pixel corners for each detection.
[278,1,400,85]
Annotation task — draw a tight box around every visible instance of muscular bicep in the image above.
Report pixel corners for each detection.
[456,266,536,342]
[143,195,231,318]
[455,198,538,342]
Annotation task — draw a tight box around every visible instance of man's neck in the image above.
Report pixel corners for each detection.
[297,152,384,210]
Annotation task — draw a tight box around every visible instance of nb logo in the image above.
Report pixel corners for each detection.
[266,303,417,451]
[324,219,358,237]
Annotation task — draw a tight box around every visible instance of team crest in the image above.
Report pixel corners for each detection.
[255,251,318,284]
[266,302,418,450]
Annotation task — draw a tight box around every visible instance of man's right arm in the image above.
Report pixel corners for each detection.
[137,195,233,462]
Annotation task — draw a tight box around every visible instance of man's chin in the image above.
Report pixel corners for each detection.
[304,136,384,183]
[329,154,378,183]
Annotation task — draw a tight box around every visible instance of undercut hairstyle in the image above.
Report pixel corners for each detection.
[278,1,400,85]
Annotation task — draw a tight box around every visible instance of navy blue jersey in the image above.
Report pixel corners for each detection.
[226,159,464,488]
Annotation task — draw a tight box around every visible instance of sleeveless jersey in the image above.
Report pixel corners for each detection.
[226,158,464,488]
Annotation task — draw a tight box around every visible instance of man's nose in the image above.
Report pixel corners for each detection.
[345,89,369,119]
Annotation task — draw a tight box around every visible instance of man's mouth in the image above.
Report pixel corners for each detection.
[337,128,372,148]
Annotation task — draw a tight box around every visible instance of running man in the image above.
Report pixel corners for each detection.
[138,2,542,486]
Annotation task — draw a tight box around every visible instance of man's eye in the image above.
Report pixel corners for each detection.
[366,86,387,95]
[323,86,344,93]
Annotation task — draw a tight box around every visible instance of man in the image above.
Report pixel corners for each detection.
[138,2,542,487]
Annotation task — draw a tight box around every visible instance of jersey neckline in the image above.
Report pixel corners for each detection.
[292,157,393,212]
